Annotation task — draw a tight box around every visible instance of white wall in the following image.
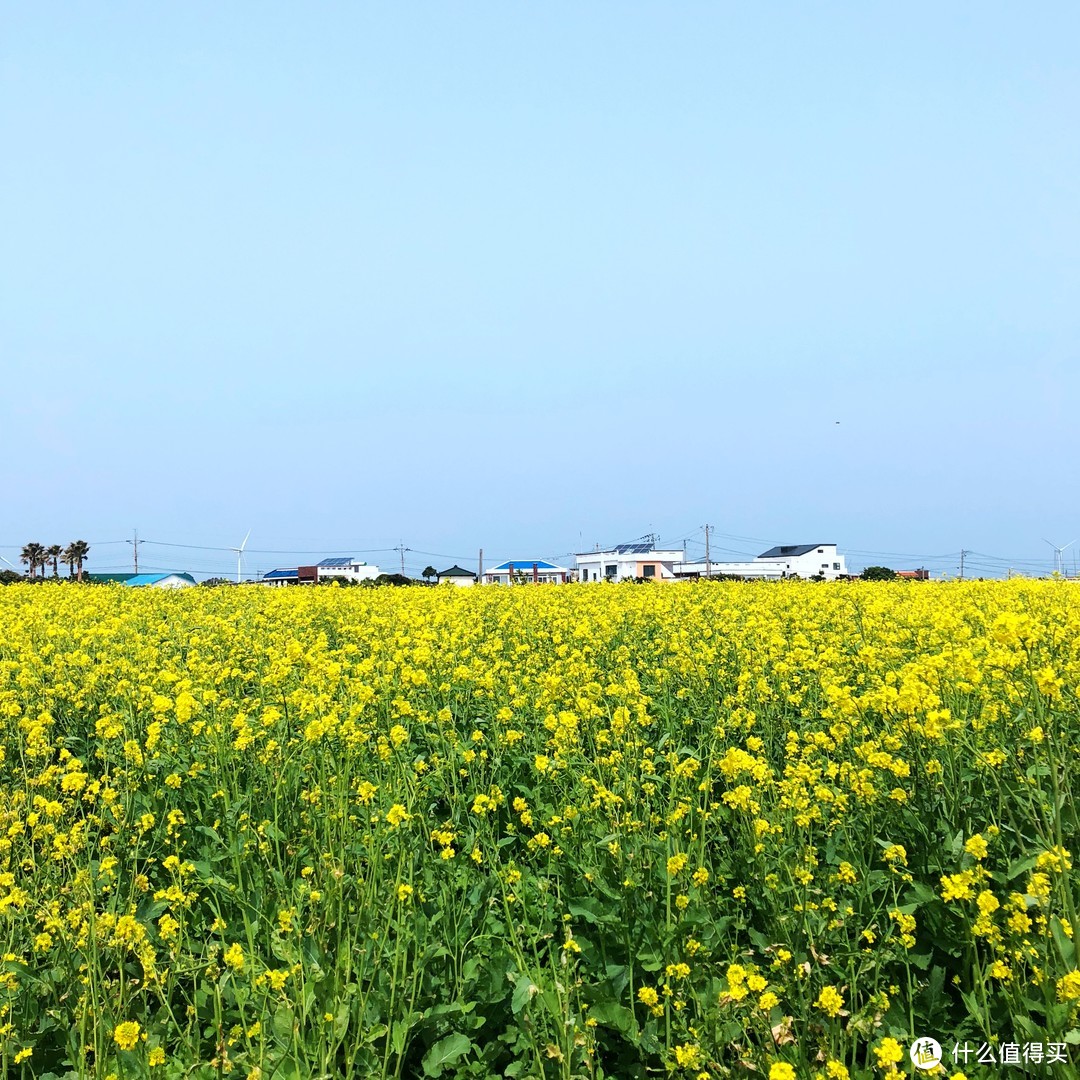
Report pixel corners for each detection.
[756,546,847,580]
[318,563,380,582]
[576,550,685,582]
[439,575,475,587]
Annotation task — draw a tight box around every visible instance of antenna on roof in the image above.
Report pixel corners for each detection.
[231,530,251,583]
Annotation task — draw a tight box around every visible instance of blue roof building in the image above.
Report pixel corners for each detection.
[123,573,197,589]
[482,559,570,585]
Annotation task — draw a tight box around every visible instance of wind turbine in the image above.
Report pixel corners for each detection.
[231,530,251,583]
[1042,538,1075,577]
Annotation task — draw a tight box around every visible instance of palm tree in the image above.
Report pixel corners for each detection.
[63,540,91,582]
[46,544,62,577]
[20,542,45,580]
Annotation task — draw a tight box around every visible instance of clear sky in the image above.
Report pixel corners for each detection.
[2,4,1077,580]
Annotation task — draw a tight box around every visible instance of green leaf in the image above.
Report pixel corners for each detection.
[270,1058,302,1080]
[568,898,602,924]
[333,1000,350,1040]
[1052,917,1076,965]
[587,1002,634,1035]
[421,1033,473,1077]
[271,1006,295,1048]
[636,950,663,972]
[512,976,539,1015]
[1007,855,1039,881]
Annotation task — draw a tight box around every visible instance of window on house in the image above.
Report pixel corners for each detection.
[581,570,588,581]
[822,563,829,569]
[818,549,824,553]
[604,565,616,578]
[643,565,656,578]
[833,562,841,570]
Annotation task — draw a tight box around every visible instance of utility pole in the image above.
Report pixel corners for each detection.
[478,548,483,582]
[959,549,967,580]
[396,540,409,577]
[126,529,143,573]
[704,524,711,580]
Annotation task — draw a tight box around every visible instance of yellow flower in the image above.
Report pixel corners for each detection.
[941,872,976,902]
[637,986,659,1007]
[673,1043,702,1069]
[1057,971,1080,1001]
[882,845,907,867]
[397,883,414,902]
[815,985,845,1017]
[874,1037,903,1068]
[769,1064,796,1080]
[385,803,411,828]
[667,853,689,876]
[964,834,989,860]
[113,1021,141,1051]
[223,942,245,971]
[149,1046,166,1066]
[835,862,857,885]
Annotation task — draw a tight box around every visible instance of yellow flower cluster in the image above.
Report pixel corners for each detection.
[0,579,1077,1076]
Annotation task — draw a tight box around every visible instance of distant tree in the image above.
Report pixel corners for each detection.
[63,540,91,582]
[375,573,414,587]
[860,566,897,581]
[46,544,62,577]
[0,569,22,585]
[21,542,45,580]
[201,577,233,587]
[422,565,437,584]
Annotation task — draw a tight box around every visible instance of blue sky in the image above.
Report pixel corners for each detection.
[2,4,1077,579]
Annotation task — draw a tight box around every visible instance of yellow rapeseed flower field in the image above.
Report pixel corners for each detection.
[0,580,1078,1078]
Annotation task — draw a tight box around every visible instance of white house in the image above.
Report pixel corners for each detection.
[676,544,848,581]
[575,543,687,582]
[314,557,380,582]
[437,565,477,587]
[262,558,381,586]
[483,559,570,585]
[754,544,847,580]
